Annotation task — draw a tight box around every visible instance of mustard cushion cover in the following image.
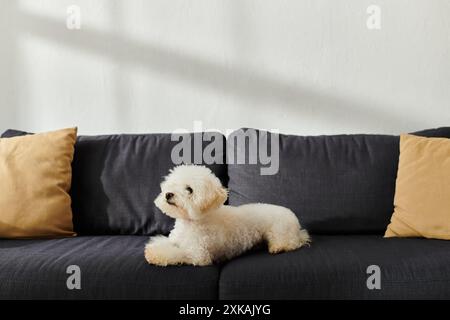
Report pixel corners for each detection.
[385,134,450,239]
[0,127,77,238]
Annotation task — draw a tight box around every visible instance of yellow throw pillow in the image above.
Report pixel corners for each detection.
[0,127,77,238]
[385,134,450,239]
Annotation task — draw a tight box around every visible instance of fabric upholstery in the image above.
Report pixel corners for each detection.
[0,236,219,299]
[227,127,450,234]
[1,130,227,236]
[219,235,450,299]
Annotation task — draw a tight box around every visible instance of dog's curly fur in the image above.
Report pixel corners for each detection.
[145,165,310,266]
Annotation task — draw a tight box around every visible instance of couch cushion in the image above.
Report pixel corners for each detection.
[219,235,450,299]
[1,130,227,236]
[385,134,450,239]
[0,127,77,238]
[0,236,219,299]
[227,127,450,234]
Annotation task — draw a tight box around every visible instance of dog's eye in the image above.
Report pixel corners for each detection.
[186,186,193,194]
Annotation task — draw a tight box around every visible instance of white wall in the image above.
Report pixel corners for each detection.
[1,0,449,136]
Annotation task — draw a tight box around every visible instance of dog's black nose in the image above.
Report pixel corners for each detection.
[165,192,174,200]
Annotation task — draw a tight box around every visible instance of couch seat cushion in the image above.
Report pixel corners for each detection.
[219,235,450,299]
[0,236,219,299]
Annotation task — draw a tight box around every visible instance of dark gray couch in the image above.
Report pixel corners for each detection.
[1,128,450,299]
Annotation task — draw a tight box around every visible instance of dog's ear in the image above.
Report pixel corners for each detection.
[215,186,228,207]
[201,185,228,212]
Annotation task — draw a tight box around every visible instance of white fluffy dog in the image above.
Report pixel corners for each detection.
[145,165,310,266]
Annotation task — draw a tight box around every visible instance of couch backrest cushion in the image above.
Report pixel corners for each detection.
[1,130,227,236]
[226,127,450,234]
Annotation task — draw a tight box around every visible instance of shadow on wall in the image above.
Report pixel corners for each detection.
[0,2,18,131]
[4,3,424,133]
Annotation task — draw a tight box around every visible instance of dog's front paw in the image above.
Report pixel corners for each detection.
[145,243,171,266]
